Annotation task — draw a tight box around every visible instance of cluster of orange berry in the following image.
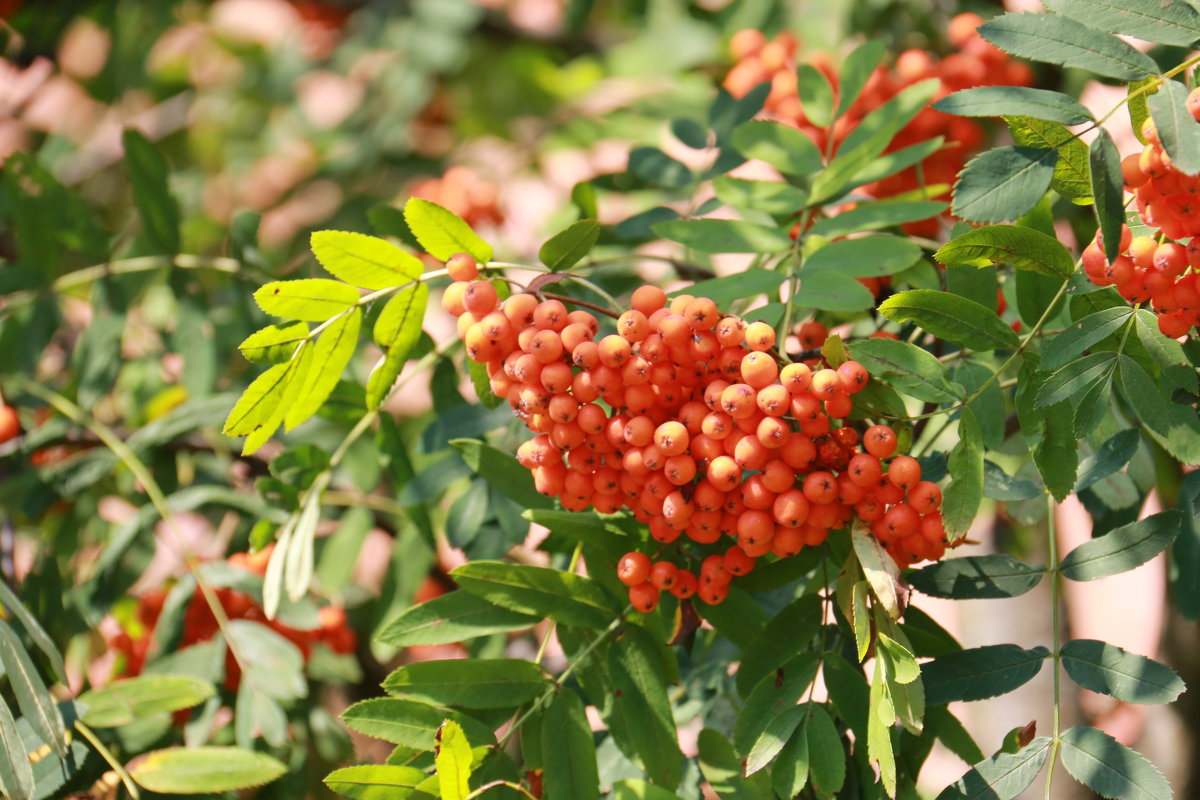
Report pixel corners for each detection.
[109,546,356,690]
[723,14,1032,237]
[1085,111,1200,338]
[442,255,948,612]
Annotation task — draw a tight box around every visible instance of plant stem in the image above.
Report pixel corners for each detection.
[1044,493,1063,800]
[75,720,140,800]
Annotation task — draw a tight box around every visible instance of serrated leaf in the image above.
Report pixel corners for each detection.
[736,594,822,697]
[1076,429,1141,492]
[771,716,810,797]
[311,230,423,290]
[1036,352,1118,407]
[652,218,792,253]
[1046,0,1200,47]
[403,198,493,263]
[607,625,682,789]
[697,728,774,800]
[731,120,822,176]
[377,590,538,646]
[341,698,495,750]
[745,704,805,777]
[935,224,1075,278]
[1148,78,1200,176]
[922,644,1049,705]
[450,561,618,629]
[1036,399,1078,501]
[0,698,32,800]
[712,177,809,215]
[1059,726,1171,800]
[1042,307,1134,371]
[368,283,429,409]
[880,290,1018,351]
[908,555,1046,599]
[123,128,180,254]
[0,620,66,759]
[451,439,552,511]
[324,765,431,800]
[806,704,846,798]
[867,657,897,798]
[979,13,1158,80]
[735,652,819,761]
[851,521,902,619]
[285,308,360,430]
[942,409,984,539]
[1006,116,1093,204]
[1060,509,1184,581]
[1117,354,1172,436]
[1061,639,1185,704]
[238,322,310,365]
[1091,128,1126,263]
[935,736,1052,800]
[254,279,360,322]
[807,201,947,239]
[935,86,1094,125]
[539,219,601,271]
[804,234,922,278]
[542,689,599,800]
[78,675,215,727]
[0,579,66,684]
[130,746,287,794]
[434,720,472,800]
[952,146,1057,224]
[792,270,876,312]
[848,338,961,404]
[382,659,548,709]
[835,40,886,118]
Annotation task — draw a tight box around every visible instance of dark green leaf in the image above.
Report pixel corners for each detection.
[1042,307,1134,371]
[1117,355,1172,436]
[1036,400,1078,501]
[697,728,773,800]
[804,234,922,278]
[835,41,886,118]
[1148,78,1200,176]
[734,653,819,757]
[1129,79,1157,146]
[0,580,66,684]
[607,626,682,789]
[979,13,1158,80]
[1006,116,1093,204]
[311,231,423,290]
[770,714,809,797]
[130,747,287,794]
[1059,726,1171,800]
[935,737,1052,800]
[403,198,493,263]
[792,270,876,312]
[736,594,822,697]
[797,64,834,127]
[1076,429,1141,491]
[122,129,180,253]
[450,439,552,511]
[652,219,792,253]
[1046,0,1200,47]
[984,461,1043,501]
[1091,129,1126,263]
[935,224,1074,278]
[925,705,985,768]
[1060,510,1184,581]
[952,146,1057,224]
[1061,639,1185,704]
[745,704,804,777]
[807,201,947,239]
[341,698,495,750]
[0,620,66,759]
[942,408,985,539]
[849,137,946,190]
[382,659,548,709]
[806,703,847,798]
[450,561,618,629]
[712,177,809,215]
[848,338,961,404]
[880,290,1018,351]
[542,690,599,800]
[908,555,1046,599]
[1036,352,1118,407]
[628,148,692,188]
[935,86,1094,125]
[923,644,1049,705]
[731,120,822,176]
[0,698,32,800]
[377,590,537,647]
[671,118,708,149]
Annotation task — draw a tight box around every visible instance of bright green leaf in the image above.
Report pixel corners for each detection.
[848,338,961,404]
[341,698,495,750]
[79,675,214,728]
[434,720,472,800]
[311,230,424,290]
[376,590,538,647]
[130,746,287,794]
[542,689,599,800]
[852,521,903,619]
[934,224,1074,278]
[255,279,361,322]
[652,218,792,253]
[285,308,360,430]
[792,270,876,312]
[712,177,809,215]
[368,283,429,409]
[539,219,601,271]
[324,765,431,800]
[804,234,922,278]
[731,120,822,176]
[238,322,309,365]
[403,198,493,263]
[450,561,619,629]
[382,659,548,709]
[807,201,946,239]
[880,290,1018,351]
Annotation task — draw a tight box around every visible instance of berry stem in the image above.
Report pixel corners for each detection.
[1044,492,1063,800]
[538,292,621,319]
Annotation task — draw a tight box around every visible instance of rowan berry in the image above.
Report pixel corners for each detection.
[887,455,921,490]
[628,582,660,613]
[744,321,776,351]
[863,425,898,459]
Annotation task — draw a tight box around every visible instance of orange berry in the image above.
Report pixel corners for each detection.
[773,489,810,528]
[442,282,468,316]
[463,280,498,315]
[632,285,668,316]
[715,316,746,347]
[529,330,565,364]
[908,480,942,513]
[740,351,779,388]
[628,582,660,613]
[446,253,479,281]
[724,545,755,576]
[649,561,679,590]
[887,455,922,490]
[745,321,776,351]
[685,297,720,330]
[670,570,698,599]
[863,425,898,459]
[533,299,568,330]
[802,471,837,505]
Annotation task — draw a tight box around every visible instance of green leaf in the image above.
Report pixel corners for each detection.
[697,728,773,800]
[377,590,538,646]
[804,234,922,278]
[806,703,847,798]
[629,147,692,188]
[1059,726,1171,800]
[1036,400,1078,501]
[922,644,1049,705]
[434,720,472,800]
[285,308,360,430]
[122,128,180,254]
[1076,429,1141,492]
[880,290,1018,351]
[925,705,985,767]
[0,697,33,800]
[952,146,1057,224]
[984,461,1043,501]
[672,267,786,307]
[1117,355,1172,436]
[403,198,493,263]
[934,86,1094,125]
[228,619,307,700]
[325,765,431,800]
[341,698,495,750]
[735,653,819,758]
[0,620,67,759]
[867,657,897,798]
[652,218,792,253]
[807,201,947,239]
[611,780,688,800]
[1061,639,1185,704]
[450,561,618,629]
[935,736,1052,800]
[1042,307,1134,371]
[255,279,361,322]
[1035,352,1118,407]
[78,675,214,728]
[979,13,1158,80]
[382,659,548,709]
[451,439,553,511]
[712,177,809,215]
[935,224,1075,278]
[852,521,902,619]
[771,717,809,798]
[942,409,985,539]
[908,555,1046,599]
[792,270,875,312]
[130,746,287,794]
[311,230,424,290]
[1129,78,1157,145]
[671,118,708,149]
[238,322,310,365]
[736,594,822,697]
[1148,78,1200,176]
[795,63,833,126]
[835,40,886,119]
[539,219,601,271]
[848,338,961,404]
[1091,128,1126,263]
[542,689,599,800]
[849,137,946,190]
[745,704,805,777]
[0,579,66,684]
[607,625,682,789]
[1045,0,1200,47]
[731,120,822,176]
[1006,116,1093,204]
[368,283,430,409]
[1060,510,1184,581]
